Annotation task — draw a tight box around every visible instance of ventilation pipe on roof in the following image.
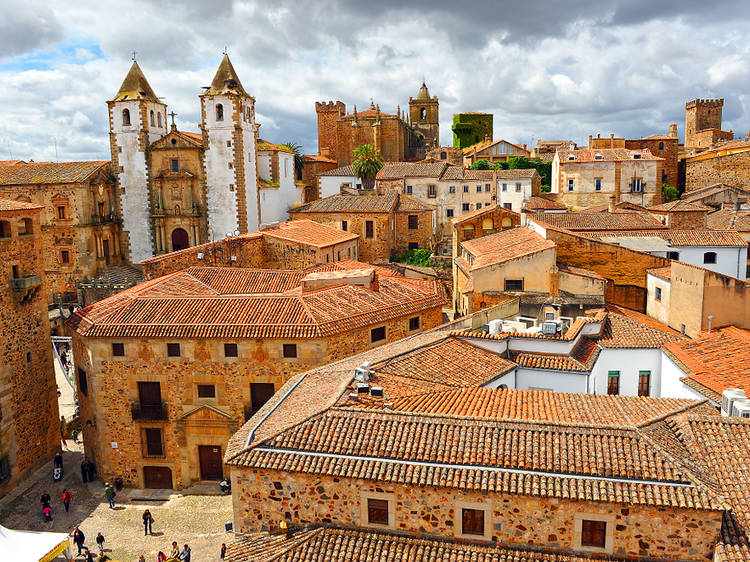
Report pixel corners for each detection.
[707,314,713,333]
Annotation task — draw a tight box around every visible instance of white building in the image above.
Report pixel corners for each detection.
[317,165,363,198]
[256,141,304,223]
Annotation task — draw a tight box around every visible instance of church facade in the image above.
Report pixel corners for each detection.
[109,56,299,263]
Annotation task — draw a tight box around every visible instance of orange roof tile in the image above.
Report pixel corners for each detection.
[460,226,555,270]
[589,229,748,247]
[260,219,358,248]
[0,196,43,212]
[648,266,672,281]
[291,192,398,214]
[531,212,666,231]
[0,161,110,185]
[558,147,663,163]
[376,161,448,179]
[522,196,567,212]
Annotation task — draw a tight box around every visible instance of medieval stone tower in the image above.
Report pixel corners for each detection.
[409,82,439,149]
[108,61,168,262]
[685,98,723,148]
[315,101,346,158]
[200,55,259,236]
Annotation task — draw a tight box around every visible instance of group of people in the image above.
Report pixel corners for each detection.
[138,541,192,562]
[72,527,106,561]
[40,488,73,522]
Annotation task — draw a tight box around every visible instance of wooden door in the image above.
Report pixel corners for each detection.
[171,228,189,252]
[138,381,161,406]
[143,466,172,489]
[250,383,276,416]
[198,446,223,481]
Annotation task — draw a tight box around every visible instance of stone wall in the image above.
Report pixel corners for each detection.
[74,305,442,489]
[394,209,433,254]
[336,114,410,167]
[231,468,722,560]
[263,236,359,269]
[624,138,678,188]
[685,150,750,191]
[0,208,60,497]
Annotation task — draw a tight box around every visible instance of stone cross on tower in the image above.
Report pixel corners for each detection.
[169,111,178,131]
[131,50,137,61]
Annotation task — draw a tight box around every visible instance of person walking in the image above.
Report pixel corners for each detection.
[104,482,116,508]
[40,490,51,508]
[53,451,63,469]
[95,532,105,556]
[178,544,191,562]
[86,460,96,482]
[61,489,72,513]
[42,504,52,522]
[170,541,179,558]
[80,459,88,483]
[220,543,227,559]
[142,509,154,535]
[84,548,94,562]
[72,527,85,556]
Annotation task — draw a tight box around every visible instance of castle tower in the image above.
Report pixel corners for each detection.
[315,101,345,159]
[108,61,167,262]
[200,54,259,235]
[409,82,439,148]
[685,98,723,147]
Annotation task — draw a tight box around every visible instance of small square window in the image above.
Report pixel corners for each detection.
[515,183,521,192]
[367,498,389,526]
[197,384,216,398]
[171,159,179,172]
[463,185,469,193]
[475,203,482,210]
[568,179,575,191]
[655,287,662,302]
[446,209,454,218]
[462,203,470,211]
[112,343,125,357]
[504,279,523,291]
[581,519,607,548]
[607,371,620,395]
[449,185,456,194]
[405,185,413,194]
[283,344,297,358]
[226,140,231,147]
[485,184,491,192]
[167,343,180,357]
[408,215,418,229]
[224,343,238,357]
[371,326,386,343]
[228,162,233,169]
[428,185,436,198]
[461,508,485,536]
[409,316,420,331]
[365,221,374,238]
[476,185,482,193]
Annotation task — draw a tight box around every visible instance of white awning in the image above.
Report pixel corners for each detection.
[0,525,71,562]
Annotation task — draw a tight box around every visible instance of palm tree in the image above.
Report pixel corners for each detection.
[282,142,304,181]
[352,144,384,190]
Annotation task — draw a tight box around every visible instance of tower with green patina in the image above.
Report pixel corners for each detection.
[452,113,493,148]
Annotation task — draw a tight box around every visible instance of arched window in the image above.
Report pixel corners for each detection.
[157,112,162,127]
[420,108,426,120]
[18,218,32,235]
[122,108,130,126]
[658,142,664,150]
[704,251,717,264]
[216,104,224,121]
[150,110,155,126]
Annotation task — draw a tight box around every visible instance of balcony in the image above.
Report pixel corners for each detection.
[90,213,116,226]
[131,402,168,421]
[11,275,42,292]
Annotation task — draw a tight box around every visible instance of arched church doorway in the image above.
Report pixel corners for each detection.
[171,228,189,252]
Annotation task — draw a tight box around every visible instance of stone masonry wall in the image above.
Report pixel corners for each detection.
[685,150,750,192]
[231,468,722,560]
[394,209,433,254]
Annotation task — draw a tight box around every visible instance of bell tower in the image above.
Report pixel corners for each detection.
[108,60,167,262]
[409,82,439,148]
[200,54,259,236]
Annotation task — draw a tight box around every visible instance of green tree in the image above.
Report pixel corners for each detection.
[662,184,679,202]
[352,144,384,190]
[541,185,551,193]
[281,142,304,181]
[505,156,551,186]
[492,161,509,170]
[470,159,491,170]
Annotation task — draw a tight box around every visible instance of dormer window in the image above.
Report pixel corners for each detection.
[594,153,603,160]
[633,153,642,159]
[216,104,224,121]
[567,155,575,161]
[122,109,131,126]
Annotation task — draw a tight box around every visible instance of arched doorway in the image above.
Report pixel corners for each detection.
[171,228,189,252]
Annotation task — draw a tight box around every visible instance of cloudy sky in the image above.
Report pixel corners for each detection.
[1,0,750,162]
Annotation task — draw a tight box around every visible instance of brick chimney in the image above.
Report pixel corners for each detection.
[608,195,616,213]
[669,124,678,138]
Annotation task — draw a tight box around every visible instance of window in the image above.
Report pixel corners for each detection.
[370,326,386,343]
[224,343,238,357]
[476,203,482,210]
[77,367,88,396]
[638,371,651,397]
[167,343,180,357]
[502,183,507,192]
[462,203,470,211]
[216,103,224,121]
[61,250,70,264]
[595,178,602,192]
[341,220,347,231]
[463,185,469,193]
[112,343,125,357]
[607,371,620,395]
[667,251,680,260]
[659,141,664,150]
[545,312,555,321]
[197,384,216,398]
[633,153,642,159]
[408,215,418,229]
[171,159,179,172]
[408,242,418,250]
[681,324,686,335]
[227,140,232,147]
[420,108,426,120]
[504,279,523,291]
[57,206,66,219]
[365,221,374,238]
[440,151,447,160]
[461,508,485,536]
[631,178,642,192]
[19,218,32,235]
[122,108,130,126]
[283,344,298,358]
[150,110,155,126]
[367,498,389,525]
[704,251,717,264]
[228,162,233,169]
[428,185,436,198]
[26,351,31,364]
[409,316,420,331]
[476,185,482,193]
[594,153,603,160]
[446,209,454,218]
[0,220,9,238]
[485,184,491,192]
[515,183,521,192]
[0,455,10,483]
[655,287,662,302]
[143,428,164,457]
[449,185,456,194]
[581,519,607,548]
[568,179,575,191]
[405,185,413,194]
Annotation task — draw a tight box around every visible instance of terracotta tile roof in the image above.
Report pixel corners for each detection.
[67,264,447,339]
[0,196,43,211]
[0,160,24,166]
[396,193,434,211]
[342,108,396,119]
[647,266,672,281]
[226,526,624,562]
[557,148,663,163]
[291,192,397,213]
[707,208,750,231]
[647,200,711,212]
[511,338,600,372]
[531,212,666,231]
[682,184,750,203]
[582,201,649,213]
[257,139,294,153]
[589,229,748,247]
[522,196,567,212]
[451,203,519,225]
[462,138,528,155]
[376,161,448,179]
[0,161,110,185]
[260,220,358,248]
[598,306,685,348]
[303,154,336,164]
[557,263,605,280]
[663,327,750,399]
[460,227,555,270]
[318,164,356,176]
[440,166,538,181]
[176,131,203,145]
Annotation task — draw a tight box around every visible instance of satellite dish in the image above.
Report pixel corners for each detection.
[226,232,232,238]
[234,229,240,236]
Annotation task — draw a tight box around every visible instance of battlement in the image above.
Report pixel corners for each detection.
[686,98,724,109]
[316,101,346,114]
